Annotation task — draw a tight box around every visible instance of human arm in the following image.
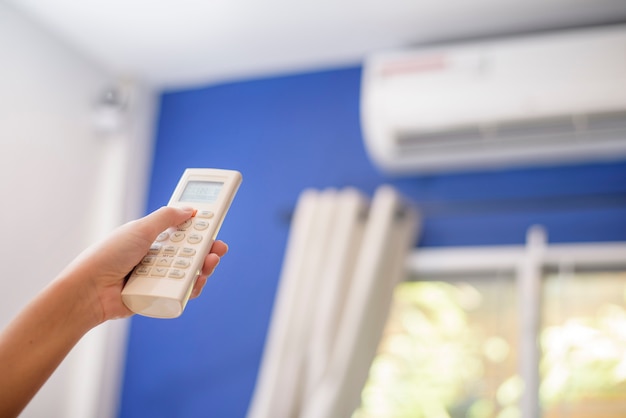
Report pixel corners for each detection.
[0,206,227,418]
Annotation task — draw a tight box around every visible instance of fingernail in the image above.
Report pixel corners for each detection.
[180,207,196,216]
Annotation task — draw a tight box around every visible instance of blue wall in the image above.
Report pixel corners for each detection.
[119,66,626,417]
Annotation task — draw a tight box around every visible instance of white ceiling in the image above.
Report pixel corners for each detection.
[7,0,626,89]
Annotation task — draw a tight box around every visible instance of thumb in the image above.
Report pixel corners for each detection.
[136,206,196,239]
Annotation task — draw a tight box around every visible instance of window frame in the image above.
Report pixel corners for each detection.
[405,230,626,417]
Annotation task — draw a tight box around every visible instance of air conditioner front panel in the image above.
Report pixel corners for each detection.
[361,25,626,174]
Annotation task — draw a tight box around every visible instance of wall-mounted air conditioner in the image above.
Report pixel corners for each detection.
[361,25,626,174]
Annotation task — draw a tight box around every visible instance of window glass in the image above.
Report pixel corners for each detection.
[541,270,626,418]
[354,272,519,418]
[355,269,626,418]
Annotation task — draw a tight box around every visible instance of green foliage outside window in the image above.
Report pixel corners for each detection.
[354,271,626,418]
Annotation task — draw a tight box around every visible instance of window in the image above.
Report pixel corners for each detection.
[354,236,626,418]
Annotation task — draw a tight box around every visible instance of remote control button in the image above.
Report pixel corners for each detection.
[162,245,178,255]
[141,256,156,265]
[188,233,203,244]
[170,231,186,242]
[155,232,169,242]
[157,257,173,267]
[180,247,196,257]
[168,269,185,279]
[197,210,214,219]
[148,244,161,255]
[173,258,191,269]
[134,266,151,275]
[177,219,192,230]
[152,267,168,277]
[194,220,210,230]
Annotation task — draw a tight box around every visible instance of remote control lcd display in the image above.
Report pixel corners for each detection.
[179,181,223,203]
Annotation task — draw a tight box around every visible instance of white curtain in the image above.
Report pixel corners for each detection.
[248,185,420,418]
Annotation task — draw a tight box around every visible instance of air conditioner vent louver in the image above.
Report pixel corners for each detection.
[587,110,626,132]
[496,115,575,139]
[396,125,482,149]
[395,111,626,156]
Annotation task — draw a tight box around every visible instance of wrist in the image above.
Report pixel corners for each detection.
[51,267,105,332]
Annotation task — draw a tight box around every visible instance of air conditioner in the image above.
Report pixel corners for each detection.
[361,25,626,174]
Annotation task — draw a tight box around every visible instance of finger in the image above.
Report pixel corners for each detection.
[135,206,196,239]
[190,242,227,299]
[210,240,229,257]
[201,253,221,277]
[190,276,207,299]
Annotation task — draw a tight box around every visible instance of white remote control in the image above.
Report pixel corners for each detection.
[122,168,242,318]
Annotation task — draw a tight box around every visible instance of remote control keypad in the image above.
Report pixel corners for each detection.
[132,216,208,280]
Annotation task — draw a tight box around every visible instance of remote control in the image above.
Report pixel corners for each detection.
[122,168,242,318]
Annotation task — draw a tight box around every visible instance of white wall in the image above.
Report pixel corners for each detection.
[0,4,156,417]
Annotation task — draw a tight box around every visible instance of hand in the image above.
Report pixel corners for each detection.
[63,206,228,324]
[0,206,230,418]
